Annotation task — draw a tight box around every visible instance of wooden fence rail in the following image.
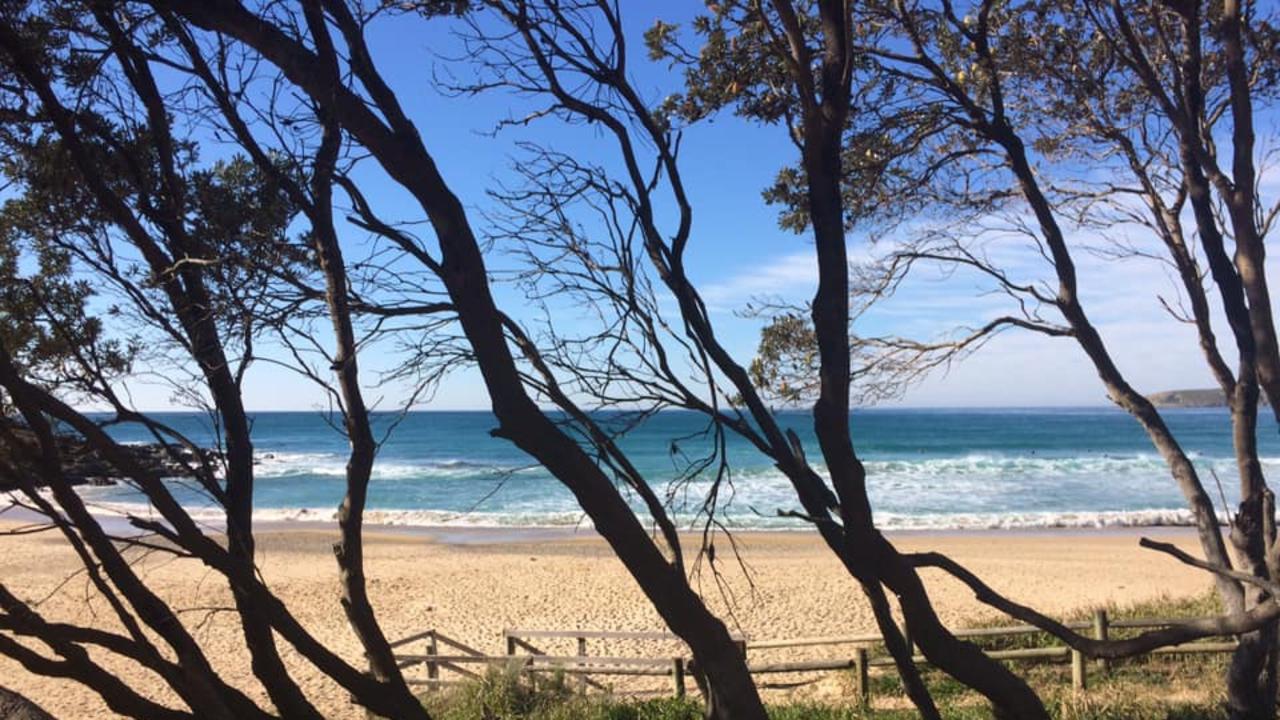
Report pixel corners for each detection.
[394,612,1241,703]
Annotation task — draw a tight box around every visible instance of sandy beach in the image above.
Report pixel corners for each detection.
[0,523,1215,719]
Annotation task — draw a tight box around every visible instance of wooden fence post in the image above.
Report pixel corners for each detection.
[387,616,1235,704]
[1071,648,1086,692]
[1093,610,1109,674]
[503,632,521,686]
[854,647,869,705]
[426,630,439,691]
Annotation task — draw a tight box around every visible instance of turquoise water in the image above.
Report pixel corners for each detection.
[79,408,1280,530]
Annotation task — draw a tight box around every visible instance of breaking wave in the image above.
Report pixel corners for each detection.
[63,499,1223,533]
[56,446,1255,532]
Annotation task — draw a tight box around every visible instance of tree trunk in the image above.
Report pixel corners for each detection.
[151,6,770,717]
[0,685,57,720]
[869,535,1050,720]
[495,412,767,720]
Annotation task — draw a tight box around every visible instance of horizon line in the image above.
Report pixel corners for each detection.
[78,403,1205,414]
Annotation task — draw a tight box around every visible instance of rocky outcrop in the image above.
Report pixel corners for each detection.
[1146,388,1228,408]
[0,418,211,490]
[1146,388,1272,408]
[0,686,56,720]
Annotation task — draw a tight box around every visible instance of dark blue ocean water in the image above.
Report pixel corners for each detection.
[77,408,1280,530]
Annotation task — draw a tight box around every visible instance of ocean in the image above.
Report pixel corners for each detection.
[80,408,1280,531]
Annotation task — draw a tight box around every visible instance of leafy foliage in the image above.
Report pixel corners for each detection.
[0,219,127,403]
[748,312,820,404]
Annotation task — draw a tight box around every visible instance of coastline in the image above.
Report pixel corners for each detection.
[265,517,1211,544]
[2,501,1219,544]
[0,518,1216,719]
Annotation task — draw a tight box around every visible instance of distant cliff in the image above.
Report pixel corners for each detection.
[1146,388,1270,408]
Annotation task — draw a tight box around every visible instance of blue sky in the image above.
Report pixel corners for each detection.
[121,6,1278,412]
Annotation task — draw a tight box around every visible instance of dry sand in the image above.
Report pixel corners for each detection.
[0,523,1214,719]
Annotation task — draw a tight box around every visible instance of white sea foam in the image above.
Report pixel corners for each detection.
[19,443,1252,533]
[872,508,1219,530]
[252,451,531,481]
[248,448,1267,485]
[63,498,1222,533]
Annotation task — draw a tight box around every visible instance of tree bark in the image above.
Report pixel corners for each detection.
[0,685,57,720]
[305,107,429,718]
[785,3,1050,713]
[155,3,768,716]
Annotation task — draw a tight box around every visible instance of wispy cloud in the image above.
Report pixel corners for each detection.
[696,241,895,312]
[698,250,818,310]
[700,215,1279,407]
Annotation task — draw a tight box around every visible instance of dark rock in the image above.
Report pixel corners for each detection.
[0,686,57,720]
[0,417,214,491]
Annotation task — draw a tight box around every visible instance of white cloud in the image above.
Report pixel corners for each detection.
[695,239,897,312]
[699,208,1280,407]
[697,250,818,310]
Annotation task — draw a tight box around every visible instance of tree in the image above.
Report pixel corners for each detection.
[472,0,1280,716]
[482,1,1040,716]
[130,1,773,717]
[0,685,56,720]
[4,1,1279,719]
[0,4,429,718]
[0,181,133,415]
[712,0,1280,716]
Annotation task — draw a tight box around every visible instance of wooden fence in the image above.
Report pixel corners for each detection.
[391,612,1240,703]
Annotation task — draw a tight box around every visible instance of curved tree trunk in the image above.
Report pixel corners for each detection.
[791,5,1050,708]
[867,534,1050,720]
[154,4,768,717]
[0,686,57,720]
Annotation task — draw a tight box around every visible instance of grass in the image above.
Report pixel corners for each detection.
[963,592,1224,652]
[418,594,1232,719]
[958,592,1230,699]
[861,593,1231,719]
[421,673,1226,720]
[419,666,702,720]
